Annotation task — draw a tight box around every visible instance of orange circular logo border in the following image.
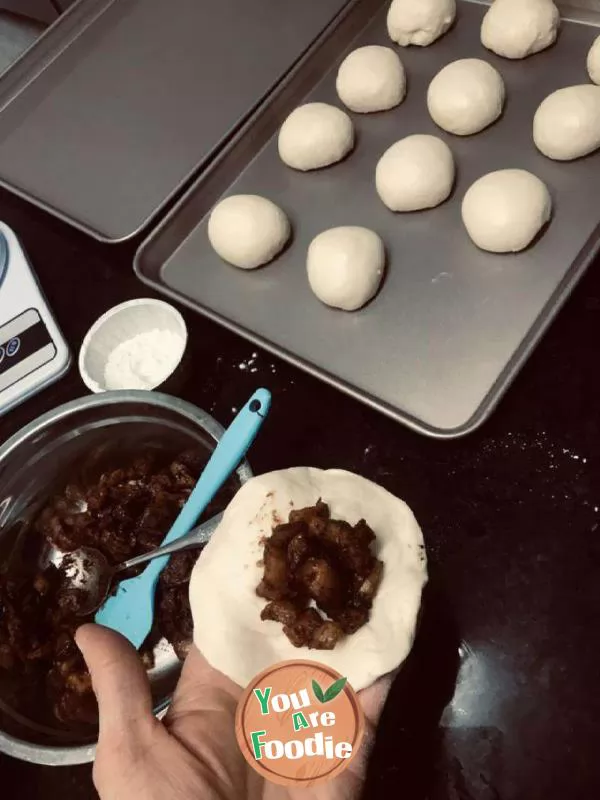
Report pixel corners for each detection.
[235,660,365,787]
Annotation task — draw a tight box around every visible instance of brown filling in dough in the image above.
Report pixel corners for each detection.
[257,501,383,650]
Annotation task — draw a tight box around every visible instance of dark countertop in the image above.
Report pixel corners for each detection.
[0,183,599,800]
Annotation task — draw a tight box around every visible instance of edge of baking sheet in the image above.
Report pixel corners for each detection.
[0,0,114,112]
[134,0,600,439]
[0,0,359,243]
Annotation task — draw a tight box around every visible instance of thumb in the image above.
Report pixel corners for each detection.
[76,623,155,744]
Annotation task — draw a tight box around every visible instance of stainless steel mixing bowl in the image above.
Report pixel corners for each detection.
[0,391,251,765]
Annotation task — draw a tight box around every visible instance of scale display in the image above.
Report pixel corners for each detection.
[0,309,56,393]
[0,223,70,416]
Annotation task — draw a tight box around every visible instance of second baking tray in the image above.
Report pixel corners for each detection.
[0,0,352,241]
[135,0,600,438]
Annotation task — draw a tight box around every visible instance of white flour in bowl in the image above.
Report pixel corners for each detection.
[103,329,184,390]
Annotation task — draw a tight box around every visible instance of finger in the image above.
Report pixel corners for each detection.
[359,669,397,727]
[356,671,397,762]
[331,670,397,797]
[268,673,398,800]
[76,624,155,744]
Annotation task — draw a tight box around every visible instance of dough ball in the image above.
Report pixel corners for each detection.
[336,45,406,113]
[587,35,600,85]
[481,0,560,59]
[208,194,290,269]
[190,468,428,690]
[375,134,455,212]
[427,58,505,135]
[387,0,456,47]
[461,169,552,253]
[278,102,354,171]
[307,226,385,311]
[533,84,600,160]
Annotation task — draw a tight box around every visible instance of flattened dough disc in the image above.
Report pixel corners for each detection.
[190,468,427,690]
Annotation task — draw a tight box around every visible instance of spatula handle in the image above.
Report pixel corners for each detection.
[161,388,270,547]
[94,390,270,640]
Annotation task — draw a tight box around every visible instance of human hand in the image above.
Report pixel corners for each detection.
[77,624,393,800]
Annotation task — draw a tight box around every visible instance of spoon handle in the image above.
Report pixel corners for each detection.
[119,512,223,572]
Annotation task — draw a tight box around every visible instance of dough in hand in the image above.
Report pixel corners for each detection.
[189,468,428,691]
[278,103,354,171]
[336,45,406,113]
[481,0,560,59]
[208,195,290,269]
[533,85,600,160]
[588,35,600,85]
[387,0,456,47]
[462,169,552,253]
[427,59,505,135]
[307,226,385,311]
[376,134,455,212]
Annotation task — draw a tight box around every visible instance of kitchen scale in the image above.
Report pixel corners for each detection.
[0,222,70,416]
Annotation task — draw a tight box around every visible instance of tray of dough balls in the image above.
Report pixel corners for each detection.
[135,0,600,438]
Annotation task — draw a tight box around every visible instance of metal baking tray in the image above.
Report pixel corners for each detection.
[135,0,600,439]
[0,0,352,242]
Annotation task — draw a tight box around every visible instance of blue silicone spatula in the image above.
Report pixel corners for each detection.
[94,388,271,648]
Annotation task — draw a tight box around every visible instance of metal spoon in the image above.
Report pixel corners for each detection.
[60,511,223,617]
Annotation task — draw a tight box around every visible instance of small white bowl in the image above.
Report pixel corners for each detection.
[78,299,188,393]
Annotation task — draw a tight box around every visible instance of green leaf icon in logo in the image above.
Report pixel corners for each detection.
[323,677,347,702]
[312,676,348,704]
[312,679,325,703]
